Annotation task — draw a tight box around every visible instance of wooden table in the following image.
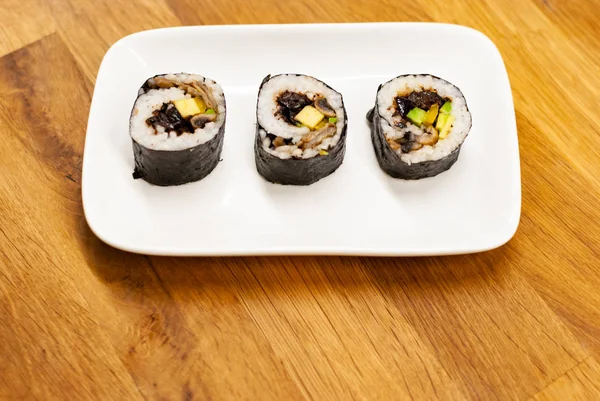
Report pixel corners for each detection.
[1,0,600,399]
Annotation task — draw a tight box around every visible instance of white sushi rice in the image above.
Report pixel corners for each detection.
[257,74,345,159]
[130,73,225,151]
[377,75,471,164]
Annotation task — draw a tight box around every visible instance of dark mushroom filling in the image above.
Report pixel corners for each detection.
[271,91,338,155]
[388,90,455,153]
[146,103,193,135]
[144,77,219,135]
[277,91,312,125]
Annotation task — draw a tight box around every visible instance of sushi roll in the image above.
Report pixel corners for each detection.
[367,74,472,179]
[129,73,226,186]
[255,74,347,185]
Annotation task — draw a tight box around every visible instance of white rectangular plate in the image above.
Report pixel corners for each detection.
[83,23,521,256]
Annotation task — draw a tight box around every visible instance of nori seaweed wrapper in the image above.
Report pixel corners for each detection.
[131,132,224,186]
[130,74,226,187]
[254,74,347,186]
[367,75,469,180]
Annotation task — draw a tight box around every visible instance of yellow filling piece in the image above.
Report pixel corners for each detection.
[423,104,439,126]
[295,106,324,129]
[439,116,455,139]
[173,98,206,118]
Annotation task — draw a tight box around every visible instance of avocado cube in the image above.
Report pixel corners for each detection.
[439,115,456,139]
[173,98,206,118]
[436,113,449,131]
[440,101,452,114]
[423,104,439,126]
[406,107,427,126]
[294,106,324,129]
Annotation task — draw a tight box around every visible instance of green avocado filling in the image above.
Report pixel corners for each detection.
[390,91,457,153]
[440,101,452,114]
[406,108,427,126]
[406,100,454,140]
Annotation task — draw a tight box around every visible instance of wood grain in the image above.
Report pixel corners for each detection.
[1,0,600,399]
[0,0,55,57]
[532,358,600,401]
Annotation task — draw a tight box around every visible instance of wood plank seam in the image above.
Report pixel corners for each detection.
[528,356,593,400]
